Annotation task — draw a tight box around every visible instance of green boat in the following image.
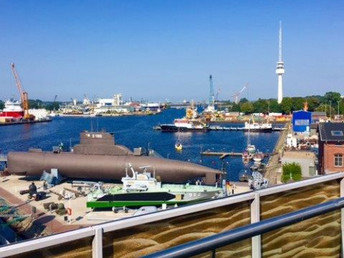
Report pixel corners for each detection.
[87,164,224,209]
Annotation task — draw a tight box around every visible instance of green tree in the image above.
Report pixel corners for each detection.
[45,102,60,111]
[305,97,320,111]
[231,103,241,112]
[291,97,305,111]
[253,99,268,113]
[324,91,341,104]
[239,98,249,103]
[280,97,293,114]
[240,102,254,114]
[315,104,335,117]
[282,163,302,183]
[0,100,4,110]
[28,99,44,109]
[267,99,281,113]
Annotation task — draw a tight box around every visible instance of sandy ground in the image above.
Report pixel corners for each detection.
[0,175,133,226]
[0,175,251,228]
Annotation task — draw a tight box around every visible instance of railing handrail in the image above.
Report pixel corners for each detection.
[144,197,344,258]
[0,172,343,257]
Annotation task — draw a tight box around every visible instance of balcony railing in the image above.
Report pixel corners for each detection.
[0,172,343,257]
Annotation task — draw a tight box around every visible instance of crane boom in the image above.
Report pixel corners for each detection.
[10,63,31,119]
[231,83,248,104]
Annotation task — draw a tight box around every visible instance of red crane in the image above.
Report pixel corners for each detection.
[10,63,33,120]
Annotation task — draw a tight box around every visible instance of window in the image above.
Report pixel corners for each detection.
[331,130,344,136]
[335,154,343,167]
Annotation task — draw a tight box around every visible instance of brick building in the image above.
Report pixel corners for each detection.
[318,123,344,174]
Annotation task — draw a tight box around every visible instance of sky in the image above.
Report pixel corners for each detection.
[0,1,343,102]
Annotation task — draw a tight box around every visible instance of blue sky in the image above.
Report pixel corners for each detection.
[0,1,343,102]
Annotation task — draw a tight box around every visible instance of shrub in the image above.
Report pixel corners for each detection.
[282,163,302,183]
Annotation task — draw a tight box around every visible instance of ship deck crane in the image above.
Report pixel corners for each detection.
[10,63,33,120]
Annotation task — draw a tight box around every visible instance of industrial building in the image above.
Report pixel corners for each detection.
[292,110,312,133]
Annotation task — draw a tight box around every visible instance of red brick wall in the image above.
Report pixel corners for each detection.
[324,143,344,173]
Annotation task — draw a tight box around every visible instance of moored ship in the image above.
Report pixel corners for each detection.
[0,100,25,119]
[243,121,272,132]
[156,103,210,132]
[87,164,224,209]
[159,119,210,132]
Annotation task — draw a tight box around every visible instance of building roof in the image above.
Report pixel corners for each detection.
[312,111,327,116]
[319,122,344,142]
[282,151,316,160]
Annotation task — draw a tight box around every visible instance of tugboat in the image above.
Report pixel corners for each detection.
[86,164,224,209]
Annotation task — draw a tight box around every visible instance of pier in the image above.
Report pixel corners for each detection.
[265,123,291,184]
[208,126,285,132]
[201,151,274,159]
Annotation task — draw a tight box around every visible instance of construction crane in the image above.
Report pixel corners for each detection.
[215,88,221,101]
[10,63,32,120]
[232,83,248,104]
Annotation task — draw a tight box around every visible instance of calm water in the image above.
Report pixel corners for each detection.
[0,109,280,181]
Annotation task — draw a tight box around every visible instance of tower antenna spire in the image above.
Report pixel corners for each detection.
[276,21,285,104]
[279,21,282,62]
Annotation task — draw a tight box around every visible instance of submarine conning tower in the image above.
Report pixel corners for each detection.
[73,131,133,156]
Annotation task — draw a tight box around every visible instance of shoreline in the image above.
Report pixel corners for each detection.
[265,123,290,184]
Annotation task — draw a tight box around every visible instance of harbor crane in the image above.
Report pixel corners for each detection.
[232,83,248,104]
[10,63,32,120]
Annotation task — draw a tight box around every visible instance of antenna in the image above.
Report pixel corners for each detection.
[209,75,214,107]
[279,21,282,62]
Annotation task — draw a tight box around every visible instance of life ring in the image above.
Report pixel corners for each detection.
[67,208,72,216]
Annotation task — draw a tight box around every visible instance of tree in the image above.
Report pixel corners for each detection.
[240,102,254,114]
[305,97,320,111]
[28,99,44,109]
[267,99,281,113]
[280,97,293,114]
[253,99,268,113]
[45,102,60,111]
[324,91,341,104]
[315,104,335,117]
[291,97,305,111]
[282,163,302,183]
[239,98,249,103]
[0,100,4,110]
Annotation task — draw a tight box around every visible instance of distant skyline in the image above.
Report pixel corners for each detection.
[0,1,343,102]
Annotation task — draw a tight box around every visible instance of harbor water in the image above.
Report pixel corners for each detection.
[0,109,280,181]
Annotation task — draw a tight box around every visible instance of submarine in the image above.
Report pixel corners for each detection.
[7,131,223,185]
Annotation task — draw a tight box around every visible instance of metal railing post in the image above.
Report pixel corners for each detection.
[251,192,261,258]
[92,228,103,258]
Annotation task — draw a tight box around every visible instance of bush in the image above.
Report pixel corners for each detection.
[282,163,302,183]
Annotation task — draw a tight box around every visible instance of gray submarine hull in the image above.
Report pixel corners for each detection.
[6,131,223,184]
[7,152,221,184]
